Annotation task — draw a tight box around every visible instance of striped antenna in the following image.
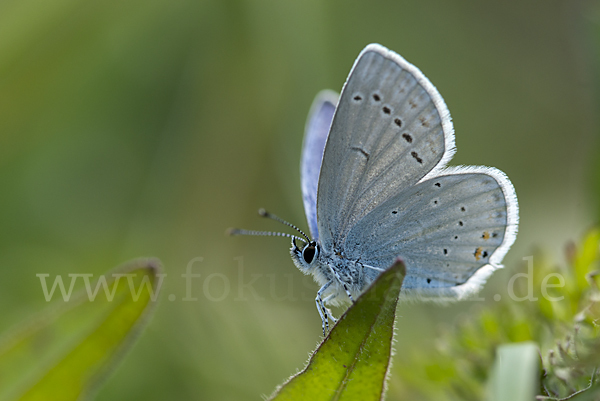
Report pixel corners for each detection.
[227,228,307,244]
[257,209,311,243]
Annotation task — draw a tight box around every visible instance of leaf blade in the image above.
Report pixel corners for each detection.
[0,258,163,401]
[270,259,406,401]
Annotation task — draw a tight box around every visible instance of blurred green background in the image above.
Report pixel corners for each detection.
[0,0,598,399]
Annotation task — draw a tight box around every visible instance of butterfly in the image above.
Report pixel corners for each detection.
[231,44,519,335]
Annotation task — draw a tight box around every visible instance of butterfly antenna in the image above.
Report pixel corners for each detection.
[258,208,311,243]
[226,228,307,245]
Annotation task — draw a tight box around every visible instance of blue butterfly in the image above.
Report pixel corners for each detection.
[231,44,519,335]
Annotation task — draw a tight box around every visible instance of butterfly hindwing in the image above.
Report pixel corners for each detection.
[344,166,518,298]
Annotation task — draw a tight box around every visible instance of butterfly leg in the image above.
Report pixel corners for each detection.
[316,281,333,336]
[322,293,338,323]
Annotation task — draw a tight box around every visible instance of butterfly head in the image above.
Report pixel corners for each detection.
[291,239,319,272]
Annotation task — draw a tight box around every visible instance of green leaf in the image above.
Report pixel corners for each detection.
[486,342,539,401]
[574,228,600,290]
[269,259,406,401]
[0,258,163,401]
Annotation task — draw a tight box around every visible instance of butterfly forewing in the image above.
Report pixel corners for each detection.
[301,91,338,240]
[316,44,455,252]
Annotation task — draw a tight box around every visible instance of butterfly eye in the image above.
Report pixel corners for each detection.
[302,244,317,264]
